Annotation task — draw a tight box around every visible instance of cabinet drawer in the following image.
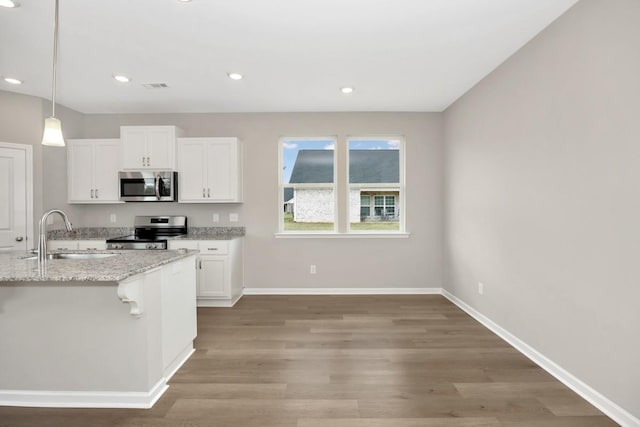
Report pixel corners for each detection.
[197,241,229,254]
[77,241,107,250]
[48,240,78,251]
[168,240,199,251]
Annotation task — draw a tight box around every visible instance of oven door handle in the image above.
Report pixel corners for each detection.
[155,175,161,200]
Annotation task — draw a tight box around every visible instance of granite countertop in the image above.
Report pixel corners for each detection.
[48,227,245,241]
[0,249,198,283]
[47,227,134,240]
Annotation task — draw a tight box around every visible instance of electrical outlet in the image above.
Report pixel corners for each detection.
[212,213,220,222]
[478,282,484,295]
[229,213,239,222]
[310,265,317,274]
[110,214,116,223]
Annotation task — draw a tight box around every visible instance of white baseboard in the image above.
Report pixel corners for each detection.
[163,345,195,381]
[441,289,640,427]
[197,293,243,307]
[0,378,168,409]
[242,287,441,295]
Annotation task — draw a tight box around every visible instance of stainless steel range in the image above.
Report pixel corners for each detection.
[106,216,187,250]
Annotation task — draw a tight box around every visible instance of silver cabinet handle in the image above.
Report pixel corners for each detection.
[207,188,210,198]
[91,189,94,198]
[147,156,150,166]
[15,236,23,242]
[95,189,99,198]
[206,248,218,251]
[142,156,146,166]
[202,188,206,198]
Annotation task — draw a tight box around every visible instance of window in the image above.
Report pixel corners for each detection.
[279,138,336,232]
[279,136,405,235]
[348,138,403,232]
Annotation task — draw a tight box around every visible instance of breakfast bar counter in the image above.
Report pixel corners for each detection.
[0,250,198,409]
[0,249,197,282]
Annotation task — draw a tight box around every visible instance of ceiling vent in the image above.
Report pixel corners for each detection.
[141,82,169,89]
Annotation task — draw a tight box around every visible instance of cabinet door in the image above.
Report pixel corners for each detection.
[197,255,229,298]
[205,138,238,201]
[147,127,176,169]
[121,127,148,169]
[93,140,121,202]
[67,141,95,202]
[178,140,206,202]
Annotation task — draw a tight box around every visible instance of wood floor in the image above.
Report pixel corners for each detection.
[0,295,617,426]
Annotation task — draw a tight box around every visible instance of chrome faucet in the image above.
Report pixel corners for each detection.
[38,209,73,264]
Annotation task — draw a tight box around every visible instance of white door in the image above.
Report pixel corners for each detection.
[0,145,29,251]
[178,140,206,201]
[197,256,228,298]
[93,140,121,201]
[206,139,235,200]
[121,127,148,169]
[67,141,94,202]
[147,127,175,169]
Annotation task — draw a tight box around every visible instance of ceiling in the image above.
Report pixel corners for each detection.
[0,0,578,114]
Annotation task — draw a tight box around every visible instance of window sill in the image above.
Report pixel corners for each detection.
[274,232,410,239]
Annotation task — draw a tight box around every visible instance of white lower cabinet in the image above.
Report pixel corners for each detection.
[168,238,243,307]
[48,240,107,251]
[198,256,228,298]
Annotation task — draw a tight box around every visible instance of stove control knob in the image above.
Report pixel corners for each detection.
[115,244,123,249]
[146,243,156,249]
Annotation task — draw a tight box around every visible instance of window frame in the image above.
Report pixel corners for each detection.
[276,136,408,238]
[278,137,338,234]
[346,136,406,234]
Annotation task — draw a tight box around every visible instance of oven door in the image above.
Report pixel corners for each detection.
[119,171,177,202]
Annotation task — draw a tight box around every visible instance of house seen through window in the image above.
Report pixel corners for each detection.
[348,138,401,232]
[281,139,336,232]
[280,137,404,234]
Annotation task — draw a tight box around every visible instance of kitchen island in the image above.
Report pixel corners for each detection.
[0,249,198,408]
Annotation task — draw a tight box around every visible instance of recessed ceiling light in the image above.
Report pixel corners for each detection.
[228,73,243,80]
[3,77,22,85]
[0,0,20,8]
[341,87,354,94]
[113,74,131,83]
[176,0,192,2]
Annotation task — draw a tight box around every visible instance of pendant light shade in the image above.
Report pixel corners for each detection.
[42,117,65,146]
[42,0,64,147]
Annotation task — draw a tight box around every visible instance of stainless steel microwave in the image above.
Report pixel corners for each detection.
[119,171,177,202]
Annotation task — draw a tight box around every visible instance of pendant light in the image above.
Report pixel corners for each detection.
[42,0,64,147]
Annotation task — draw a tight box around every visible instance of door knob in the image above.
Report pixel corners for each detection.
[15,236,24,242]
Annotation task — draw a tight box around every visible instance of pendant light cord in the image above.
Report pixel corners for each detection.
[51,0,59,118]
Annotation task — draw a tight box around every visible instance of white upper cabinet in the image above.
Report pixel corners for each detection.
[177,137,242,203]
[121,126,183,170]
[67,139,122,204]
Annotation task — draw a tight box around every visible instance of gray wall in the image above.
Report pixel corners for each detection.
[1,92,444,291]
[0,91,84,237]
[0,91,44,235]
[444,0,640,419]
[53,112,444,291]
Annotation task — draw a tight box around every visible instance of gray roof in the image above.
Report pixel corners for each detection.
[289,150,399,184]
[284,187,294,202]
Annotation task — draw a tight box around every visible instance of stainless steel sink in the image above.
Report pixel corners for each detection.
[23,253,118,260]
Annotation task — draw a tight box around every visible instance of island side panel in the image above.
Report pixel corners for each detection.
[160,256,197,377]
[0,280,161,393]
